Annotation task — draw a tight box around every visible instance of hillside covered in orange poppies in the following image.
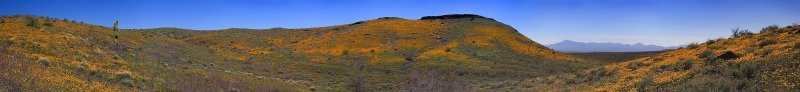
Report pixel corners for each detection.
[2,14,798,92]
[493,24,800,91]
[0,14,593,91]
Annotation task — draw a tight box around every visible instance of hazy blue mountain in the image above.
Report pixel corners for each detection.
[546,40,679,53]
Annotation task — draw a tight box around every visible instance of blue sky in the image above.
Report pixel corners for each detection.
[1,0,798,46]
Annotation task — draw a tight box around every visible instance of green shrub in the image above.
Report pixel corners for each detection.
[759,39,777,47]
[698,50,717,63]
[673,60,693,71]
[628,62,647,70]
[115,71,131,78]
[686,43,700,49]
[731,62,757,79]
[0,40,10,50]
[37,58,51,67]
[676,77,737,92]
[43,22,53,27]
[25,16,41,28]
[636,76,654,91]
[794,42,800,49]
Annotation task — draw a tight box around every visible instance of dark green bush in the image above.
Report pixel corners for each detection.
[115,71,132,79]
[686,43,700,49]
[37,58,50,67]
[628,62,647,70]
[676,77,737,92]
[673,60,693,71]
[794,42,800,49]
[25,16,41,28]
[698,50,717,63]
[759,39,777,47]
[731,62,757,79]
[43,22,53,27]
[636,76,654,91]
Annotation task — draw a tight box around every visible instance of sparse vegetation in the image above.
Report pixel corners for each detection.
[761,25,780,33]
[698,50,716,62]
[731,27,754,37]
[490,24,800,91]
[759,39,777,47]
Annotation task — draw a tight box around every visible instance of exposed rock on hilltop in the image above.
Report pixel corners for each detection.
[420,14,493,20]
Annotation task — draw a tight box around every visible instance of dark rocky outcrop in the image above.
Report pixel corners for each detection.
[419,14,492,20]
[717,51,739,60]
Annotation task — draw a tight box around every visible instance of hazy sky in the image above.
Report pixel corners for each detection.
[1,0,798,46]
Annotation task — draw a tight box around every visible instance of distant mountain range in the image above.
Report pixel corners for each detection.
[545,40,682,53]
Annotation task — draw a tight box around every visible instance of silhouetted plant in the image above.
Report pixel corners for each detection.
[731,27,753,37]
[686,43,700,49]
[114,20,119,42]
[760,25,780,33]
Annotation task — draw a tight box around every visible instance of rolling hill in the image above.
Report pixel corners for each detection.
[0,14,593,91]
[493,25,800,91]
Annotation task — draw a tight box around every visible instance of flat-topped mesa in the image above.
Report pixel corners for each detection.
[419,14,494,20]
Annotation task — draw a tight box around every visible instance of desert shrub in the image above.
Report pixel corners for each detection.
[672,60,693,71]
[686,43,700,49]
[676,77,737,92]
[399,69,469,92]
[43,22,53,27]
[705,39,718,45]
[760,25,780,33]
[115,71,132,79]
[628,62,647,70]
[730,62,757,79]
[0,40,12,50]
[115,71,134,87]
[731,28,753,38]
[759,39,777,47]
[37,58,50,67]
[794,42,800,49]
[24,16,41,28]
[698,50,717,63]
[636,76,654,91]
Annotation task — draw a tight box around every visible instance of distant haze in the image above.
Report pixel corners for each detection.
[546,40,681,53]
